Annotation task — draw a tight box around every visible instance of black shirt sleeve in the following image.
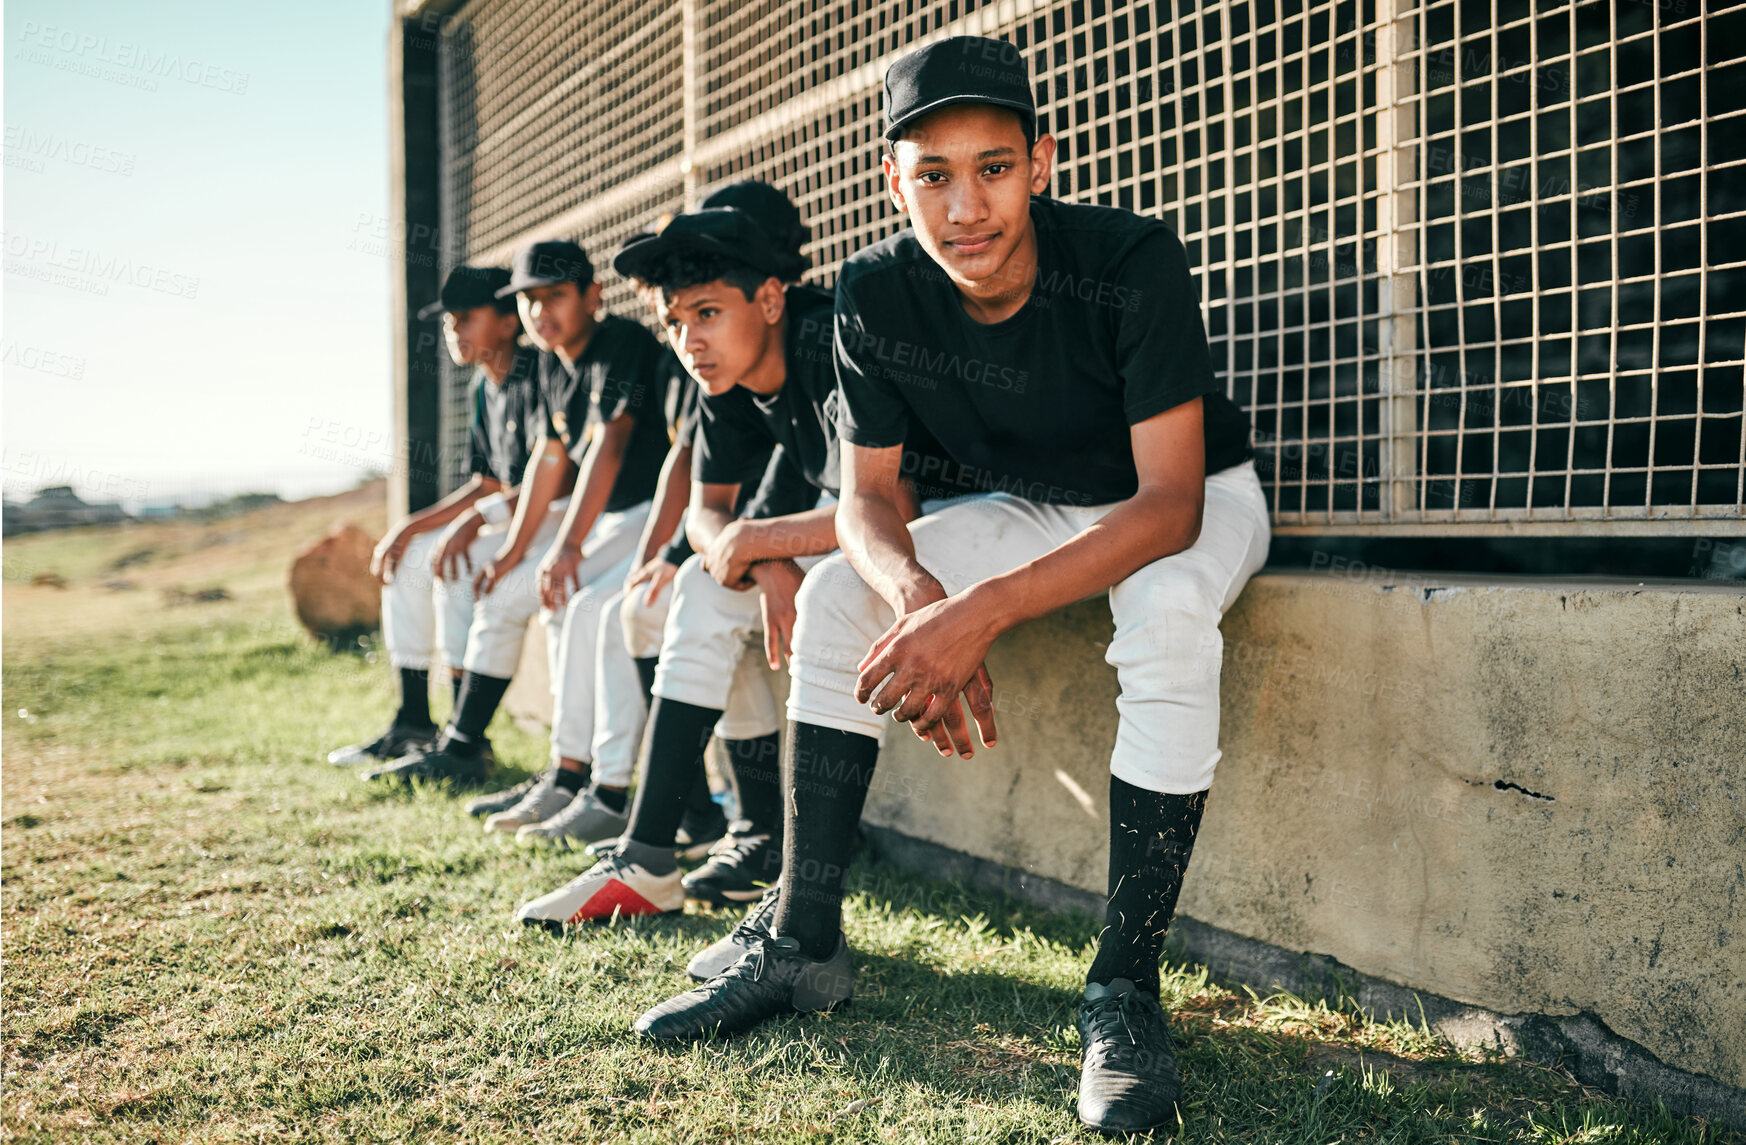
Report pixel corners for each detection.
[659,519,694,568]
[674,377,701,449]
[599,323,663,428]
[466,378,491,478]
[831,268,913,450]
[1110,226,1220,425]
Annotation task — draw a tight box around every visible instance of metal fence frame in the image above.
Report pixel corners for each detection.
[392,0,1746,536]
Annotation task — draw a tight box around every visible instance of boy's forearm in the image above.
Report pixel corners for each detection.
[401,477,491,534]
[499,443,567,562]
[683,500,738,555]
[732,504,839,563]
[558,427,630,551]
[637,444,693,565]
[837,490,938,614]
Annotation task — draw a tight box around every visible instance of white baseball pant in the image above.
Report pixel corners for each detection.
[381,530,473,672]
[544,500,656,766]
[786,459,1272,794]
[584,550,785,787]
[458,499,572,679]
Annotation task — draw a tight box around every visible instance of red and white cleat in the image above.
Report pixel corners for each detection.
[516,851,683,930]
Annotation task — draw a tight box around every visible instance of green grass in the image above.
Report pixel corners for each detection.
[4,604,1741,1141]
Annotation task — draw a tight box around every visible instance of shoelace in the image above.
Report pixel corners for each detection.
[566,849,631,889]
[707,924,780,990]
[545,789,608,827]
[1082,993,1148,1068]
[505,774,551,807]
[729,888,782,941]
[705,828,771,870]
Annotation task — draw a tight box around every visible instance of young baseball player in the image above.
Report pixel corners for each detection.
[367,239,671,786]
[482,183,818,853]
[512,206,853,927]
[328,264,537,768]
[632,38,1269,1137]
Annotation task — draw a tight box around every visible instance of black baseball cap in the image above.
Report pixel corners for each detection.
[612,208,790,285]
[417,265,515,320]
[496,239,594,297]
[883,35,1036,142]
[701,180,811,280]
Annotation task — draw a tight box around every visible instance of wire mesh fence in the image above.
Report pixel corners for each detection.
[418,0,1745,533]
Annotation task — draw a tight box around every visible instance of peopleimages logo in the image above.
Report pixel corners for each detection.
[2,127,137,176]
[13,21,250,94]
[836,326,1029,392]
[2,231,202,300]
[1035,268,1144,313]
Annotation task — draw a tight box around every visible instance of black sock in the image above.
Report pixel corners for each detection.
[395,668,431,729]
[773,721,879,960]
[554,765,588,792]
[633,657,659,707]
[625,697,720,849]
[682,763,725,834]
[593,784,627,814]
[442,672,511,754]
[449,672,463,707]
[724,733,783,836]
[1086,777,1208,997]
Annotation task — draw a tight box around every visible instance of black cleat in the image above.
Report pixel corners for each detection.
[681,822,780,906]
[634,930,853,1041]
[686,883,781,980]
[675,802,729,862]
[1075,978,1182,1136]
[326,722,436,767]
[361,739,489,786]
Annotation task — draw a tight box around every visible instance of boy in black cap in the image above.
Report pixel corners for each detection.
[514,206,853,930]
[369,240,671,785]
[633,36,1270,1137]
[328,264,539,768]
[497,183,818,851]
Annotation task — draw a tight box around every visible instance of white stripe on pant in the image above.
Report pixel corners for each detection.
[785,459,1272,794]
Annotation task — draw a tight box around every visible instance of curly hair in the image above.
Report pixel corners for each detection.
[631,248,774,301]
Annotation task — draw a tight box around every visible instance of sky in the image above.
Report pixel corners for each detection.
[3,0,393,508]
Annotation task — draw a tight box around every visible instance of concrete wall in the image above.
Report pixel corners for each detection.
[504,570,1746,1113]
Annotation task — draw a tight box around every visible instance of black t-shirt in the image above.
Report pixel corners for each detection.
[662,343,822,566]
[467,345,541,487]
[833,195,1252,507]
[693,285,843,496]
[534,314,673,513]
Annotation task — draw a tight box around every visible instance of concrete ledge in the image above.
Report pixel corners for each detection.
[860,571,1746,1102]
[506,569,1746,1115]
[862,824,1746,1129]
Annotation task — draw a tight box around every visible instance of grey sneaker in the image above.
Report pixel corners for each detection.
[515,786,629,848]
[464,774,541,818]
[483,770,577,834]
[687,883,782,981]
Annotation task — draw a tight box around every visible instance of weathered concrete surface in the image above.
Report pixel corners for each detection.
[503,571,1746,1102]
[859,572,1746,1095]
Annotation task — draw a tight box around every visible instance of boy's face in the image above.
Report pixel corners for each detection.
[442,305,518,367]
[656,277,784,397]
[517,280,595,355]
[883,104,1055,288]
